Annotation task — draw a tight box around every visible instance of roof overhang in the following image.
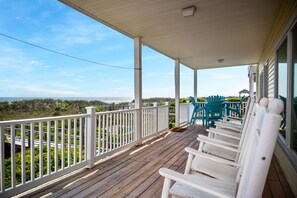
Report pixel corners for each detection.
[59,0,282,70]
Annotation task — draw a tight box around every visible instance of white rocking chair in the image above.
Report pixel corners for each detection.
[159,98,283,198]
[198,98,268,161]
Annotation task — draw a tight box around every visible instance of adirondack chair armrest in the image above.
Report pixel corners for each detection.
[185,147,240,167]
[159,168,232,198]
[206,129,241,140]
[197,136,241,152]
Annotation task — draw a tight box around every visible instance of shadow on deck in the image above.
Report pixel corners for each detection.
[20,125,294,198]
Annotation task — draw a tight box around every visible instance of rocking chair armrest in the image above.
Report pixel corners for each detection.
[185,147,240,167]
[214,123,242,132]
[198,135,239,148]
[215,121,242,128]
[206,129,241,140]
[197,136,241,152]
[224,116,243,121]
[159,168,233,198]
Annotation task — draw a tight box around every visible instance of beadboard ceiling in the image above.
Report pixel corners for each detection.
[60,0,282,70]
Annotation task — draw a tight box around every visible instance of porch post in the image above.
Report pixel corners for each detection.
[194,69,197,100]
[134,36,142,144]
[175,59,180,127]
[248,65,256,99]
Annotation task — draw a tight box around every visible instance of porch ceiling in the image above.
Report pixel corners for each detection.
[60,0,282,70]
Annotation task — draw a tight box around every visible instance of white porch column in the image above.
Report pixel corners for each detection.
[194,69,197,99]
[134,36,142,144]
[248,65,256,99]
[175,59,180,127]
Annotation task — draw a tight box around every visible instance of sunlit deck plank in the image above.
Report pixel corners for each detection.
[22,125,294,198]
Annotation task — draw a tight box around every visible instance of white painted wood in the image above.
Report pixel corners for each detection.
[102,114,105,153]
[60,0,282,69]
[153,103,158,135]
[61,119,65,169]
[73,118,77,164]
[21,124,26,184]
[47,121,51,175]
[119,113,122,147]
[175,59,180,127]
[159,99,284,198]
[0,106,169,197]
[0,114,87,125]
[97,114,101,155]
[30,123,35,180]
[0,125,4,192]
[79,118,83,162]
[161,177,172,198]
[54,120,58,172]
[109,113,112,151]
[134,36,142,144]
[86,107,95,168]
[244,99,283,197]
[39,122,44,177]
[68,118,71,167]
[11,125,16,188]
[116,112,119,149]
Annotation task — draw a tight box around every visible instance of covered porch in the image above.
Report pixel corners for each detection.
[1,0,296,197]
[18,125,294,198]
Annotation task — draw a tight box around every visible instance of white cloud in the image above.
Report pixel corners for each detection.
[49,13,108,45]
[7,83,82,97]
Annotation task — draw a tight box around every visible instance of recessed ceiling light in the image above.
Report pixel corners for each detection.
[182,6,197,17]
[217,58,224,63]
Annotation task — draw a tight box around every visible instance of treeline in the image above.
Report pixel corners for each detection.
[0,97,241,121]
[0,99,109,121]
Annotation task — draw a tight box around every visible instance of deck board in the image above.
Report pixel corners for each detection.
[21,125,293,198]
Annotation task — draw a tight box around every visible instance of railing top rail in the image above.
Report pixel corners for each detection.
[0,114,88,125]
[143,106,157,110]
[95,108,138,115]
[158,105,169,108]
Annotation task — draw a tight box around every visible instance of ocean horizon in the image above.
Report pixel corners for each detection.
[0,97,134,104]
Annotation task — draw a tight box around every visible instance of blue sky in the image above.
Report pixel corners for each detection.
[0,0,249,98]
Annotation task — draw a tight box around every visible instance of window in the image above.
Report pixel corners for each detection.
[292,27,297,153]
[277,40,287,139]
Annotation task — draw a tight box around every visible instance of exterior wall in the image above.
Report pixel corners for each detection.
[257,0,297,196]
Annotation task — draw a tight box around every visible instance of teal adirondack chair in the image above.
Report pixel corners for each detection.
[205,95,225,128]
[189,96,205,125]
[225,96,246,118]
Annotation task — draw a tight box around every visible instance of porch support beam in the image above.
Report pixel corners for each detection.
[134,36,142,144]
[194,69,197,100]
[175,59,180,127]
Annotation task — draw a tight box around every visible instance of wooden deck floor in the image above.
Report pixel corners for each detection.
[21,125,294,198]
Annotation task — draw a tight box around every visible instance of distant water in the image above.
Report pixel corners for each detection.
[0,97,133,104]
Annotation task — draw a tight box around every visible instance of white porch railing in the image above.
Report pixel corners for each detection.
[180,101,248,125]
[179,103,191,125]
[0,104,169,197]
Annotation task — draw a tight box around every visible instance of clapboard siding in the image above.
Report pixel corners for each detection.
[267,54,276,99]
